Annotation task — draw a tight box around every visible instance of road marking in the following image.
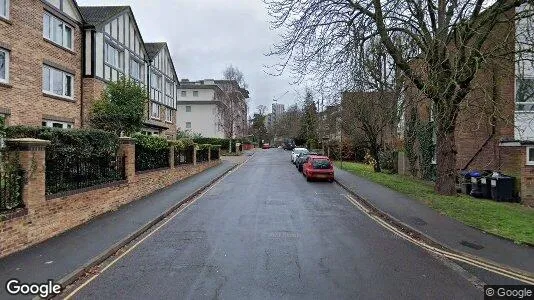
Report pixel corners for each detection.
[343,194,534,285]
[62,157,252,300]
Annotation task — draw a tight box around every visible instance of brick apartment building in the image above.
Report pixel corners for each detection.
[0,0,84,129]
[402,5,534,205]
[0,2,180,137]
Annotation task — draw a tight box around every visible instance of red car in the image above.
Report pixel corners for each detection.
[262,143,270,149]
[303,156,334,182]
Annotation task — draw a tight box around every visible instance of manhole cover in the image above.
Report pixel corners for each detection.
[460,240,484,250]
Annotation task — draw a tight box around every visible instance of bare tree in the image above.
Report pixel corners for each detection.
[265,0,534,195]
[223,65,248,89]
[257,104,268,115]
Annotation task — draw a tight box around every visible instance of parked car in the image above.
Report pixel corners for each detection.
[295,152,318,172]
[303,156,334,182]
[262,143,270,149]
[291,148,309,163]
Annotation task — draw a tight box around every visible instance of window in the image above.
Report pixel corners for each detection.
[0,0,9,19]
[130,59,143,82]
[0,48,9,84]
[42,120,73,129]
[181,91,186,97]
[193,91,199,97]
[185,122,191,129]
[516,77,534,111]
[151,72,162,90]
[43,65,74,98]
[528,147,534,166]
[165,107,172,122]
[186,105,191,112]
[43,13,73,50]
[105,42,123,69]
[165,80,174,105]
[151,102,160,119]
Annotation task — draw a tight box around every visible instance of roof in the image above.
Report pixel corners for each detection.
[79,6,129,26]
[145,42,179,82]
[145,42,166,60]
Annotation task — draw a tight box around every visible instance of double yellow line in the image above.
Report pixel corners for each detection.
[343,194,534,285]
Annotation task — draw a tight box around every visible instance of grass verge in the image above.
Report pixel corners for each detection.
[335,161,534,245]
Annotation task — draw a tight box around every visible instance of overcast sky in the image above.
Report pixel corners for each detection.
[77,0,303,116]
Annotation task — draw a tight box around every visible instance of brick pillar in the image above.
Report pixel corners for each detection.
[118,137,136,182]
[169,146,175,169]
[5,138,50,209]
[208,146,211,162]
[193,146,198,166]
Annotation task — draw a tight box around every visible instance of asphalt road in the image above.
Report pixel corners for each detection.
[72,149,484,299]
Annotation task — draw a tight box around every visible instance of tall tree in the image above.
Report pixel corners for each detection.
[223,65,248,89]
[265,0,533,195]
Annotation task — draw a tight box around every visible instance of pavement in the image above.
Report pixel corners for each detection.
[63,149,505,299]
[334,166,534,274]
[0,161,237,300]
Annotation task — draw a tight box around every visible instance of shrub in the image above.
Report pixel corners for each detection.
[5,126,119,158]
[132,133,169,151]
[90,77,148,135]
[171,138,195,150]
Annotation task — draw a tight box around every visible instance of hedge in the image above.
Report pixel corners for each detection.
[192,137,251,152]
[132,133,169,151]
[170,138,195,150]
[5,126,119,159]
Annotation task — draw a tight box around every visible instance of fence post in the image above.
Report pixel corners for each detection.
[193,146,198,166]
[118,137,136,183]
[208,146,211,162]
[5,138,50,209]
[169,146,175,169]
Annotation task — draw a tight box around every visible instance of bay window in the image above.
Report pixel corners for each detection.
[43,65,74,99]
[43,13,73,50]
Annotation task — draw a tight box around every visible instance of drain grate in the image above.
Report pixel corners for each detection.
[460,240,484,250]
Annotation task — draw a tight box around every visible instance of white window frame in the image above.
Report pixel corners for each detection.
[185,122,191,129]
[129,58,143,83]
[193,91,199,97]
[105,42,123,70]
[515,77,534,112]
[42,120,73,129]
[527,146,534,166]
[0,48,9,84]
[186,105,191,112]
[43,12,73,50]
[181,90,187,97]
[42,65,74,99]
[165,79,174,106]
[0,0,9,20]
[151,102,160,120]
[165,107,172,122]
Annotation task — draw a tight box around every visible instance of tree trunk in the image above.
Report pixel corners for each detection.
[370,147,382,173]
[435,128,457,195]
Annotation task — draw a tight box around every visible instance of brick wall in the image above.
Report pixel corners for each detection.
[0,0,83,127]
[0,139,221,258]
[81,78,106,126]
